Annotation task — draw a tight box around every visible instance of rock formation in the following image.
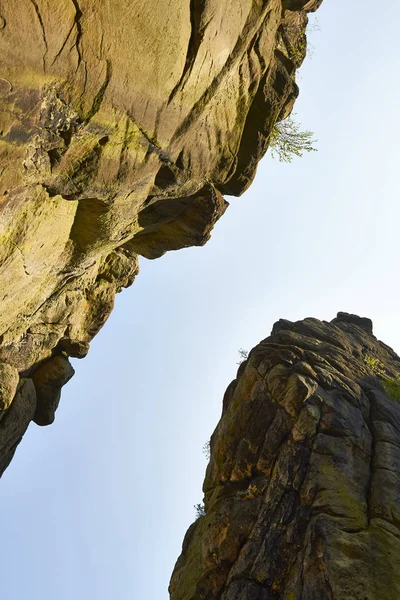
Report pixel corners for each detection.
[170,313,400,599]
[0,0,321,475]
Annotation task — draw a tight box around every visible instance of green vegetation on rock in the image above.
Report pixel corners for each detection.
[382,378,400,402]
[270,116,317,162]
[237,348,249,365]
[364,354,386,377]
[364,354,400,401]
[202,440,211,460]
[194,503,206,519]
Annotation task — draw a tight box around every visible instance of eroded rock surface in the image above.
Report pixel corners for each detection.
[0,0,320,474]
[171,313,400,600]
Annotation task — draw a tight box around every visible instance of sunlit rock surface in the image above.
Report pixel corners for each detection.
[170,313,400,599]
[0,0,319,473]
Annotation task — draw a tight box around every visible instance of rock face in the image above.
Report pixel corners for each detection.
[170,313,400,599]
[0,0,321,474]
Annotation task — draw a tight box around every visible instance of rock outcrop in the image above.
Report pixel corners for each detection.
[170,313,400,600]
[0,0,322,475]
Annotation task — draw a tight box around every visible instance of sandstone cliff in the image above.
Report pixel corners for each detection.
[0,0,321,475]
[170,313,400,599]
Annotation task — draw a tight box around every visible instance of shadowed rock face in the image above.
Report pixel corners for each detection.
[170,313,400,600]
[0,1,321,471]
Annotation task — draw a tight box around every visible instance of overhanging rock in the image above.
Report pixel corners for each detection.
[0,0,321,474]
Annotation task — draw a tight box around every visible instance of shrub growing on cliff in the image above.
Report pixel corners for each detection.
[364,354,386,377]
[194,503,206,519]
[202,440,211,460]
[270,117,317,162]
[237,348,249,365]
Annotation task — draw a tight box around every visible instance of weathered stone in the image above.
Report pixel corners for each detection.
[282,0,323,12]
[58,338,90,359]
[0,1,322,471]
[331,311,374,334]
[0,379,37,475]
[171,313,400,599]
[31,355,75,426]
[0,362,19,411]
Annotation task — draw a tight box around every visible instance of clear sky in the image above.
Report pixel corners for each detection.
[1,1,400,598]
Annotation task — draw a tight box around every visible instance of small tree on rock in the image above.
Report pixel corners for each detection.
[270,116,317,162]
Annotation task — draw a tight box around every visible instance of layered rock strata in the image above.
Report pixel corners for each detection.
[0,0,321,474]
[171,313,400,600]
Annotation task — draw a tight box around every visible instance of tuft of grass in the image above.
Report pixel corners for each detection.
[382,379,400,402]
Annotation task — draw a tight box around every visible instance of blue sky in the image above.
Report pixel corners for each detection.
[1,1,400,598]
